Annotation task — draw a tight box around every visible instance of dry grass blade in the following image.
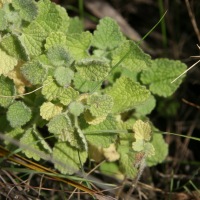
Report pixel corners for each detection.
[171,59,200,83]
[0,145,98,196]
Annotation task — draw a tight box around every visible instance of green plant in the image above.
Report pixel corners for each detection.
[0,0,186,179]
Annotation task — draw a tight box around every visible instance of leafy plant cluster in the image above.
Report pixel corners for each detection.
[0,0,186,178]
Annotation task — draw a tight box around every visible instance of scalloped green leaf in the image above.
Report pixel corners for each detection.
[140,58,187,97]
[92,17,125,50]
[119,152,138,178]
[135,95,156,116]
[54,67,74,87]
[42,76,79,105]
[48,114,73,141]
[20,127,52,161]
[12,0,38,22]
[75,58,111,81]
[19,22,46,56]
[67,17,83,34]
[47,114,83,149]
[133,120,152,141]
[73,74,99,93]
[65,31,92,60]
[7,101,32,128]
[58,86,79,106]
[45,31,67,50]
[112,40,151,72]
[147,133,168,166]
[36,0,69,33]
[46,46,72,67]
[68,101,84,117]
[19,0,69,56]
[53,142,87,174]
[87,93,113,117]
[0,76,15,108]
[0,34,28,60]
[21,61,47,85]
[106,77,150,113]
[1,3,22,34]
[0,48,17,75]
[83,115,118,148]
[40,102,63,120]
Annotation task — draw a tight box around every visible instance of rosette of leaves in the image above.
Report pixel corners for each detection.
[0,0,185,178]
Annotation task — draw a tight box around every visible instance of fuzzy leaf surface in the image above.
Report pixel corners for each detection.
[147,133,168,166]
[2,4,22,33]
[0,48,17,75]
[67,17,83,34]
[112,41,151,72]
[58,86,79,106]
[119,152,138,178]
[19,0,69,56]
[45,32,67,50]
[53,142,87,174]
[140,58,187,97]
[7,101,32,128]
[66,32,92,60]
[42,76,62,101]
[19,22,46,56]
[42,76,79,105]
[83,115,118,148]
[0,34,28,60]
[132,139,144,152]
[73,74,99,93]
[84,111,107,125]
[87,93,113,117]
[0,9,7,30]
[40,102,63,120]
[68,101,84,117]
[0,76,15,107]
[106,77,150,113]
[20,127,52,161]
[12,0,38,22]
[144,143,155,158]
[92,17,125,50]
[54,66,74,87]
[48,114,85,149]
[47,114,74,142]
[75,58,111,81]
[135,95,156,116]
[133,120,152,141]
[21,61,47,85]
[46,46,72,67]
[36,0,69,33]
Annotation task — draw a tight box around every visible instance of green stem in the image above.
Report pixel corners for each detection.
[157,0,167,49]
